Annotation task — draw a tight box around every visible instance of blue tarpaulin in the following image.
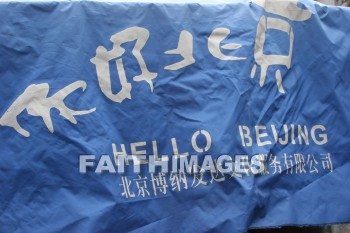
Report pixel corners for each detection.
[0,0,350,232]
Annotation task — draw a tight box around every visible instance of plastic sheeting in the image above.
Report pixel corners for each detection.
[0,0,350,232]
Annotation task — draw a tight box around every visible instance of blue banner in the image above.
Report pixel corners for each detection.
[1,0,350,232]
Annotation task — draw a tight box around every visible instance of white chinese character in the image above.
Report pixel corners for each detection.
[251,0,312,93]
[269,155,282,174]
[257,154,269,175]
[284,154,294,174]
[0,81,95,137]
[307,154,319,174]
[210,169,226,183]
[208,28,246,61]
[191,166,208,188]
[164,30,195,70]
[294,153,306,174]
[91,27,157,103]
[170,172,188,192]
[120,176,136,198]
[133,175,151,197]
[321,153,333,172]
[151,172,168,195]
